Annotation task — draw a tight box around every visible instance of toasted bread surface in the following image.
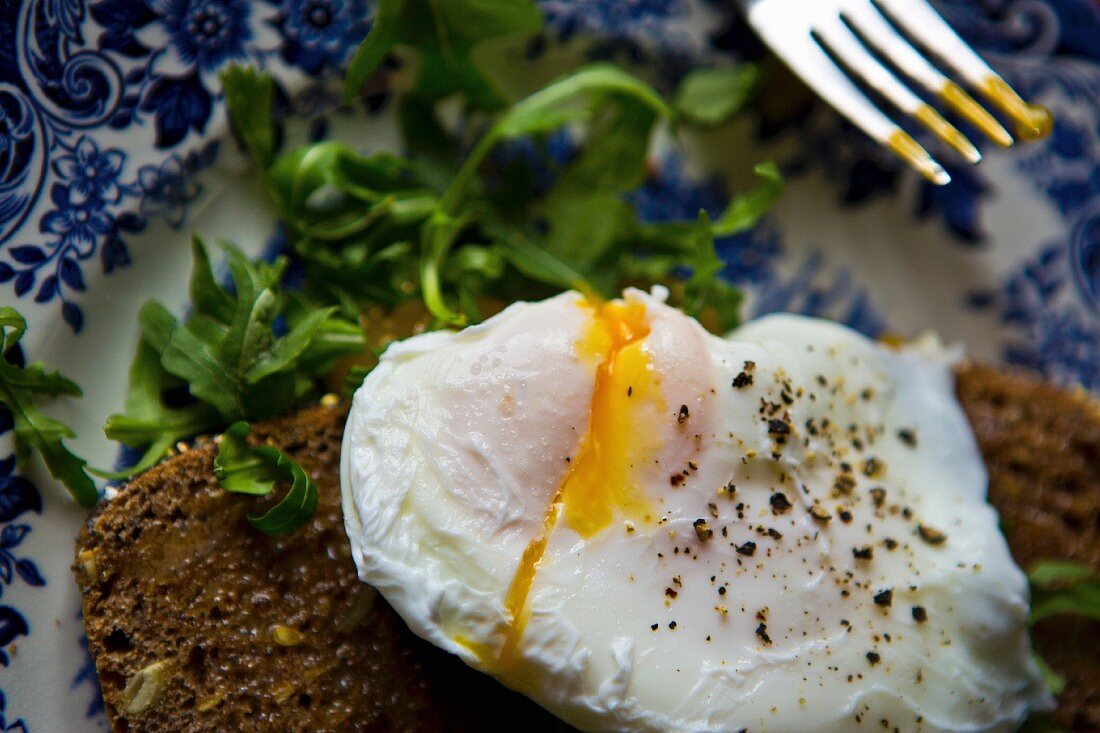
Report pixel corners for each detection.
[75,405,572,732]
[957,363,1099,733]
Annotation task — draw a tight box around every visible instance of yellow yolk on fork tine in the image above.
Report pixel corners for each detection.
[498,299,662,669]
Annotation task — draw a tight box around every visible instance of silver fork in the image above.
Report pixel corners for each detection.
[738,0,1053,185]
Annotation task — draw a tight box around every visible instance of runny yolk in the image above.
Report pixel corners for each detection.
[498,299,660,670]
[562,300,657,535]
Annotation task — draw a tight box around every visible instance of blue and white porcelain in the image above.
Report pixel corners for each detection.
[1,0,1098,728]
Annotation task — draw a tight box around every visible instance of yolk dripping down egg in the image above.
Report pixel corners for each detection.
[501,300,661,669]
[341,289,1050,733]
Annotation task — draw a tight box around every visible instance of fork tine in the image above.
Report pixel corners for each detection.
[745,21,949,183]
[814,16,980,164]
[874,0,1053,139]
[843,2,1013,148]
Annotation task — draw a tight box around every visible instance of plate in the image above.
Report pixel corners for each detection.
[2,0,1098,729]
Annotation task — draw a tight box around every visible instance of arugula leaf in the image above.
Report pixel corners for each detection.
[682,210,743,331]
[486,223,591,293]
[214,421,318,535]
[1029,562,1097,587]
[674,65,761,127]
[188,232,236,323]
[1028,561,1100,625]
[10,403,98,508]
[229,53,783,331]
[0,307,98,508]
[712,161,785,237]
[269,142,437,242]
[535,98,658,271]
[0,308,26,346]
[343,0,542,107]
[416,64,675,323]
[222,65,277,167]
[1031,653,1067,697]
[441,64,671,216]
[342,365,373,399]
[109,237,366,453]
[396,94,463,191]
[188,239,359,420]
[1025,559,1098,711]
[100,338,220,479]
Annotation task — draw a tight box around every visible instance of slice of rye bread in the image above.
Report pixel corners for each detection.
[956,363,1099,733]
[75,363,1099,733]
[75,405,576,733]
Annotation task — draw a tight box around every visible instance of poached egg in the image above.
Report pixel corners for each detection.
[341,289,1050,732]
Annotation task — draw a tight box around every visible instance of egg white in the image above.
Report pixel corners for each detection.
[341,289,1050,733]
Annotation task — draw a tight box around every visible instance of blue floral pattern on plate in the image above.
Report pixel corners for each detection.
[0,0,363,333]
[1,0,1098,728]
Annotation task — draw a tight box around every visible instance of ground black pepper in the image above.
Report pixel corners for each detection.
[853,546,874,560]
[770,492,792,513]
[917,525,947,545]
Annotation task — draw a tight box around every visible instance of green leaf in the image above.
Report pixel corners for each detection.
[246,307,339,384]
[540,190,633,268]
[269,142,347,227]
[1032,653,1067,696]
[447,245,504,282]
[342,364,372,399]
[1030,587,1100,624]
[1029,561,1097,587]
[711,161,784,237]
[244,448,319,536]
[533,97,661,269]
[10,404,98,508]
[679,211,744,332]
[213,421,278,495]
[488,226,592,293]
[683,211,723,308]
[214,421,319,535]
[160,321,242,421]
[188,235,235,324]
[0,308,97,507]
[419,209,470,324]
[138,301,178,354]
[0,307,27,350]
[1028,560,1100,624]
[557,98,658,193]
[218,244,283,381]
[344,0,543,107]
[287,308,367,377]
[397,95,460,190]
[100,339,220,479]
[417,64,673,322]
[441,64,671,215]
[493,64,669,140]
[268,143,424,241]
[221,65,276,167]
[138,238,360,427]
[674,65,760,126]
[4,364,82,398]
[331,149,418,198]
